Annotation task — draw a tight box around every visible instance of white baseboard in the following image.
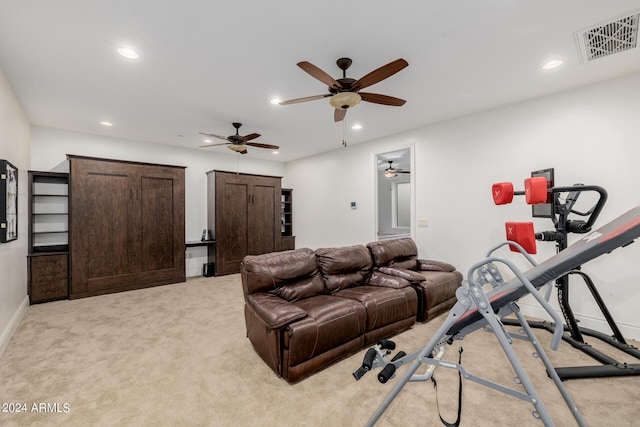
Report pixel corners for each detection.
[0,296,29,359]
[519,302,640,341]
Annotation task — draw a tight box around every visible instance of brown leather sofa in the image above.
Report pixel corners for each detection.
[367,238,463,321]
[241,239,461,382]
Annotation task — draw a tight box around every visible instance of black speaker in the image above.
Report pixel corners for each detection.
[203,262,215,277]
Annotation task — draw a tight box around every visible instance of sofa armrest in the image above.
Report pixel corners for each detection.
[416,259,456,273]
[368,270,412,289]
[246,293,307,330]
[379,266,426,283]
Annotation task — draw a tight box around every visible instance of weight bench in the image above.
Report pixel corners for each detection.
[360,206,640,426]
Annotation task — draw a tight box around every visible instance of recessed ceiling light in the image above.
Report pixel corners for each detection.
[270,98,282,105]
[203,139,212,143]
[351,124,362,130]
[272,151,279,154]
[100,121,113,127]
[117,47,139,59]
[542,59,564,70]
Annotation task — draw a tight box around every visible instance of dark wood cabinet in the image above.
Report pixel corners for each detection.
[28,253,69,303]
[68,156,186,298]
[212,171,281,275]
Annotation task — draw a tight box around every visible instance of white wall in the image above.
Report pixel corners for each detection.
[286,72,640,339]
[30,127,285,277]
[0,68,30,357]
[283,137,415,249]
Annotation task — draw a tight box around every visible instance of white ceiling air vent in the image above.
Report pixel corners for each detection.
[575,11,639,63]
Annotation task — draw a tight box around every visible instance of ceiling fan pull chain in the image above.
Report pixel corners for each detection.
[342,118,347,147]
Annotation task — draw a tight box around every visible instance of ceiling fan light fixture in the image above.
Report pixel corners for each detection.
[329,92,361,109]
[385,170,397,178]
[228,144,247,153]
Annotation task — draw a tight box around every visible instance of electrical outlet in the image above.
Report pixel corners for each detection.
[417,219,428,228]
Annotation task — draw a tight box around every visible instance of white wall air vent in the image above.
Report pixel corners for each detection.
[575,11,639,63]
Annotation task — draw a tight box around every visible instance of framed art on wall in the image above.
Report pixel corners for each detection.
[1,159,18,243]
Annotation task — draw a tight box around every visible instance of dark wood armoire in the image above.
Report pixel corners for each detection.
[68,155,186,298]
[210,171,283,275]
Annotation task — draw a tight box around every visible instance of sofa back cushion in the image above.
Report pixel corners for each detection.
[316,245,373,293]
[241,248,325,302]
[367,238,418,269]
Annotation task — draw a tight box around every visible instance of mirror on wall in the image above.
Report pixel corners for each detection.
[376,148,412,240]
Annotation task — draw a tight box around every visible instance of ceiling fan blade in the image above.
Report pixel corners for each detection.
[334,108,346,122]
[240,132,260,142]
[279,94,329,105]
[352,58,409,91]
[297,61,342,89]
[199,142,229,148]
[240,149,248,155]
[360,92,406,106]
[396,170,411,173]
[198,132,230,141]
[246,142,280,150]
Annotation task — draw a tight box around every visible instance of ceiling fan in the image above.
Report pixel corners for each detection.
[383,161,410,178]
[279,57,409,122]
[199,122,279,154]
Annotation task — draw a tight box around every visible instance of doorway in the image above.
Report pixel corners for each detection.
[375,147,413,240]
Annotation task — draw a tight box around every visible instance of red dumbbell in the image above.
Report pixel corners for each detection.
[492,177,548,205]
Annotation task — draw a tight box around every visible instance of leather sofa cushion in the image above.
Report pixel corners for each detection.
[368,270,412,289]
[379,266,426,283]
[316,245,373,293]
[416,270,463,310]
[285,295,366,366]
[272,275,325,302]
[242,248,324,298]
[333,286,417,331]
[418,259,456,272]
[390,257,418,270]
[246,293,307,329]
[367,238,418,267]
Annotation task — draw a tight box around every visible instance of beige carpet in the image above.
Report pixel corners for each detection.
[1,275,639,426]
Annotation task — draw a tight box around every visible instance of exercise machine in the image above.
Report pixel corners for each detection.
[495,169,640,380]
[357,206,640,426]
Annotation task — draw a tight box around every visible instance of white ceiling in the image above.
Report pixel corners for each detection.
[1,1,639,163]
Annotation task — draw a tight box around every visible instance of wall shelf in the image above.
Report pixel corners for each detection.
[28,171,70,304]
[280,188,295,251]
